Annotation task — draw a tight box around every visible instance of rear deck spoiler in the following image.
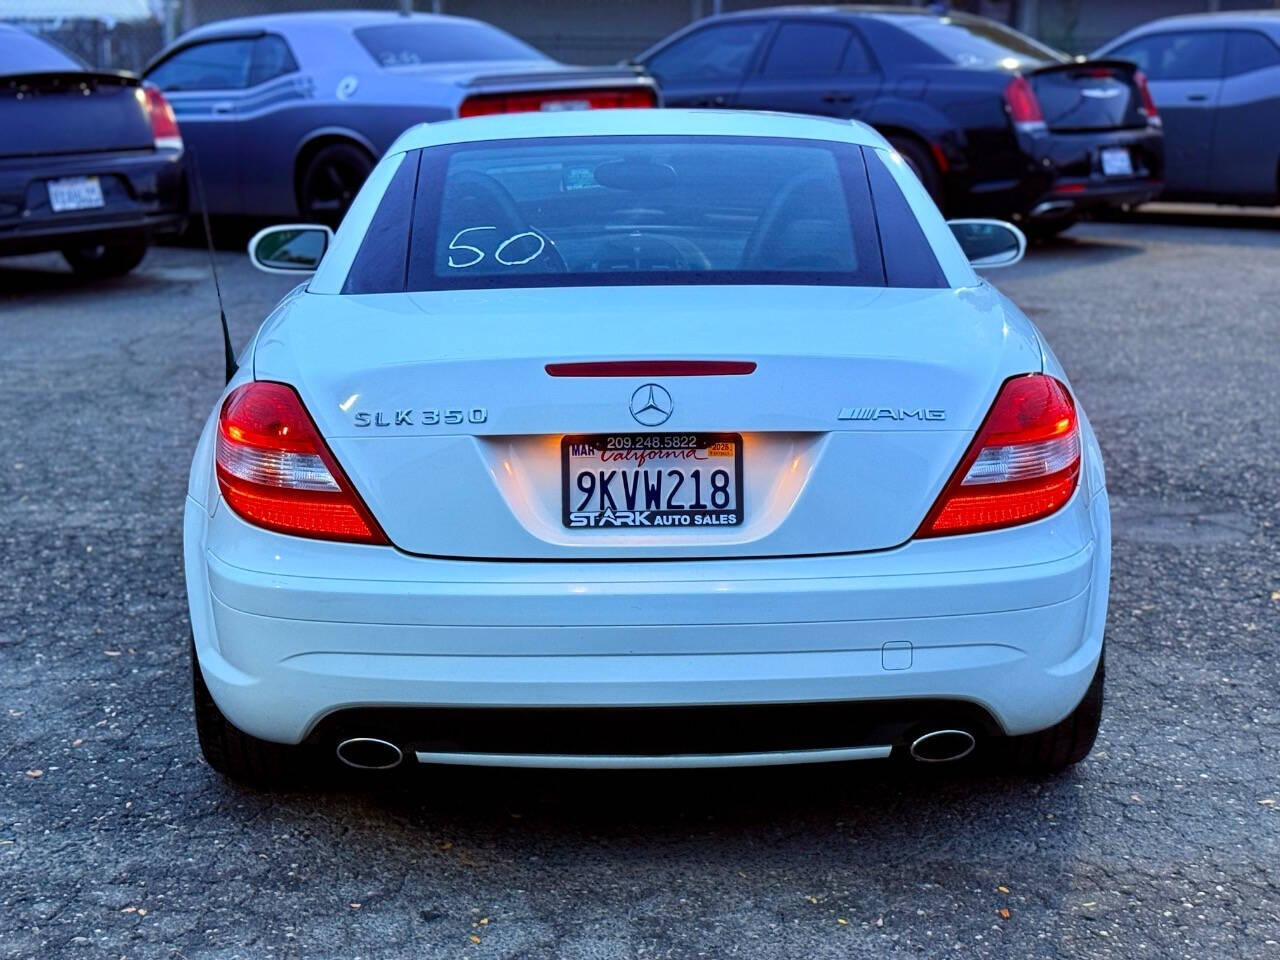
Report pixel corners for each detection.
[1026,58,1140,79]
[2,69,140,89]
[463,64,658,99]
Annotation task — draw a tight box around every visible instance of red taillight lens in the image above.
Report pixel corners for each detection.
[1004,75,1045,131]
[1133,70,1161,126]
[459,87,656,118]
[143,84,182,151]
[916,374,1081,538]
[215,382,388,545]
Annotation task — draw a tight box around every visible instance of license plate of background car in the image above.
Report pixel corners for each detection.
[1100,147,1134,177]
[561,433,743,530]
[47,176,105,212]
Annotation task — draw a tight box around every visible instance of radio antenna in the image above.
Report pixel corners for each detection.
[189,149,237,383]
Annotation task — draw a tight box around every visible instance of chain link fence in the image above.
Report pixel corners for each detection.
[5,0,928,72]
[6,0,1275,74]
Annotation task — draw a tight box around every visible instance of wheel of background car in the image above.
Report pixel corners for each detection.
[886,136,943,211]
[61,239,148,278]
[298,142,375,228]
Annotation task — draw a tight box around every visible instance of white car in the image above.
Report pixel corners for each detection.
[185,109,1108,783]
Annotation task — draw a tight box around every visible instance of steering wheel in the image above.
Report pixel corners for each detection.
[439,170,566,272]
[740,173,830,269]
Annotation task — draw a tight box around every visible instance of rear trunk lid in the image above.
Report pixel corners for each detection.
[0,71,154,158]
[1028,59,1149,132]
[253,285,1042,560]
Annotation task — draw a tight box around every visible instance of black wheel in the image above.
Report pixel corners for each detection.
[61,239,147,277]
[1006,650,1104,774]
[297,142,374,227]
[191,640,314,786]
[886,135,944,210]
[1022,216,1079,240]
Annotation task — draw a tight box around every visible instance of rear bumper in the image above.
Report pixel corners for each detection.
[1026,125,1164,220]
[185,483,1111,752]
[1029,178,1163,220]
[0,147,186,256]
[962,124,1164,220]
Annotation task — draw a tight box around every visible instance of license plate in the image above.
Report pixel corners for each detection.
[48,176,105,212]
[540,99,591,112]
[1100,147,1133,177]
[562,433,743,529]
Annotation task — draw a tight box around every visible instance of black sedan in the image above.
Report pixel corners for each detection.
[636,6,1165,236]
[0,24,186,276]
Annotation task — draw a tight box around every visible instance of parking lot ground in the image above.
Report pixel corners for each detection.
[2,213,1279,959]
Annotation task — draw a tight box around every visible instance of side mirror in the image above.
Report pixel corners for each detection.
[947,219,1026,269]
[247,224,334,275]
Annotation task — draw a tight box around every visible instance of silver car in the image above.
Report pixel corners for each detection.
[1095,12,1280,205]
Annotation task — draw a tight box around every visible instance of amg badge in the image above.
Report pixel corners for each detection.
[838,407,946,422]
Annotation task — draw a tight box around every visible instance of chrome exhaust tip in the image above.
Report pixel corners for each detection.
[1030,200,1076,218]
[909,729,976,763]
[336,737,404,770]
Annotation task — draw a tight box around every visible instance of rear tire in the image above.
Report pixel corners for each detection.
[297,142,374,228]
[886,135,944,210]
[1006,649,1104,774]
[61,239,147,277]
[191,639,313,786]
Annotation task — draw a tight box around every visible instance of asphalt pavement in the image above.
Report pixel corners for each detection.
[1,212,1278,959]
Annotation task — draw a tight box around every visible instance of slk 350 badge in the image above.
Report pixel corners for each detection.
[353,407,487,427]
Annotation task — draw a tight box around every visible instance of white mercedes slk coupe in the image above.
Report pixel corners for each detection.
[184,109,1109,784]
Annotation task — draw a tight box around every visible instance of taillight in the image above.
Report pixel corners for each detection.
[1133,70,1161,127]
[142,84,182,151]
[215,382,388,545]
[459,87,656,118]
[1004,75,1045,133]
[916,374,1081,538]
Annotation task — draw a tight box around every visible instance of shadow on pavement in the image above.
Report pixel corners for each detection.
[221,752,1086,831]
[1100,202,1280,233]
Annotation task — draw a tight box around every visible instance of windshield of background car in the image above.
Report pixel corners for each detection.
[891,14,1067,67]
[391,135,898,291]
[354,23,543,67]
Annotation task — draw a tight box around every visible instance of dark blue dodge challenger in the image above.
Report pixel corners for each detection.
[144,11,658,224]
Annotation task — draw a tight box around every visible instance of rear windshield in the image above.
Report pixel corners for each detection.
[381,136,904,292]
[890,14,1066,68]
[354,23,541,67]
[2,28,84,73]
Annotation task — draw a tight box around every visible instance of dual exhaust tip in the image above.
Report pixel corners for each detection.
[908,729,976,763]
[336,730,977,769]
[336,737,403,771]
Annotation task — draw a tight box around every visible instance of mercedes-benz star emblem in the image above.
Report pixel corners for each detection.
[629,383,673,426]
